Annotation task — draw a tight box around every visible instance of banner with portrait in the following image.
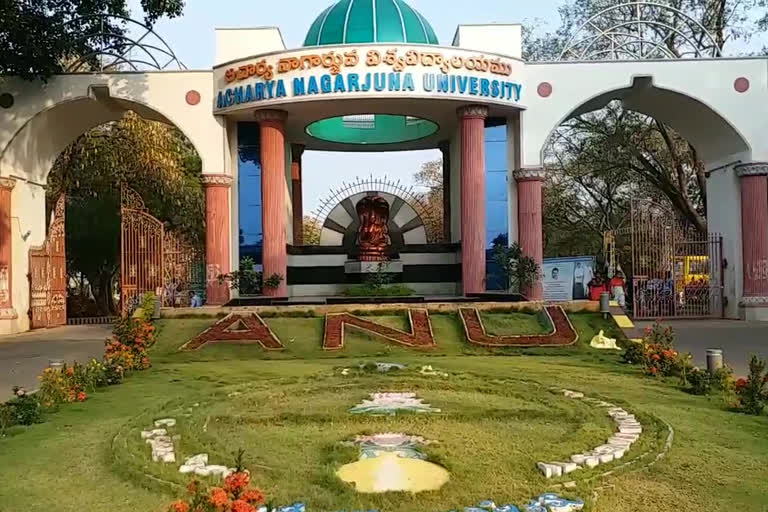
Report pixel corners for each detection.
[542,256,595,302]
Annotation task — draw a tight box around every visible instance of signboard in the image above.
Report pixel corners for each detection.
[213,44,524,113]
[542,256,595,302]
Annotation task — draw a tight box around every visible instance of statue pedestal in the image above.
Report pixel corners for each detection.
[345,260,404,275]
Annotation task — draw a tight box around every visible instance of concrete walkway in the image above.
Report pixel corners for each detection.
[633,319,768,377]
[0,325,110,402]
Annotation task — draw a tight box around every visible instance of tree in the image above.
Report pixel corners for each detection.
[0,0,184,79]
[48,112,203,314]
[302,216,321,245]
[413,159,444,242]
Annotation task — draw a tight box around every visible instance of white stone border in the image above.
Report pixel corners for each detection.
[141,418,178,464]
[537,391,643,478]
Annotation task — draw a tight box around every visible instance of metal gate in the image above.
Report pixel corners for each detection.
[29,195,67,328]
[120,187,205,313]
[627,200,724,319]
[120,188,164,313]
[163,230,206,307]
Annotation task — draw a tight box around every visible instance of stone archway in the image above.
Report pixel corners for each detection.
[0,73,222,331]
[532,74,754,318]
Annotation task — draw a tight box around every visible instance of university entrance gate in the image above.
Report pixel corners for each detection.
[607,200,724,320]
[27,189,204,328]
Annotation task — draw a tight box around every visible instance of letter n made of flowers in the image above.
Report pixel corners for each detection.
[323,309,436,350]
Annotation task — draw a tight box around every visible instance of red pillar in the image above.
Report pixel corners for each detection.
[515,168,546,300]
[736,163,768,301]
[291,144,305,246]
[0,178,15,319]
[256,110,288,297]
[202,174,232,305]
[458,105,488,295]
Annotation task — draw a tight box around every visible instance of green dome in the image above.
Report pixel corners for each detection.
[304,0,439,47]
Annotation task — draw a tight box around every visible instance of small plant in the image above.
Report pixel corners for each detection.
[643,322,676,347]
[263,273,284,291]
[219,257,284,295]
[343,262,414,297]
[219,257,263,295]
[735,355,768,415]
[491,241,540,294]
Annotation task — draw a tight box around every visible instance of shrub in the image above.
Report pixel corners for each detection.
[622,340,645,365]
[218,257,283,296]
[491,240,540,293]
[637,322,690,377]
[0,402,13,434]
[5,387,42,426]
[687,366,734,395]
[38,361,105,406]
[105,315,155,372]
[735,355,768,415]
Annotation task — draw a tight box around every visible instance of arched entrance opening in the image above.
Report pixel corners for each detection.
[540,80,751,319]
[0,96,205,330]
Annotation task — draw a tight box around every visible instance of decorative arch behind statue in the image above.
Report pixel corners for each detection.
[319,191,427,258]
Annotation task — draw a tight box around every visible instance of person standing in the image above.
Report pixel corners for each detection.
[572,262,586,300]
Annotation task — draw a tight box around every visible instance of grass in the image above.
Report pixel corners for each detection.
[0,311,766,512]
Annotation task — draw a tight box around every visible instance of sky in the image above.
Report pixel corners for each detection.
[127,0,562,214]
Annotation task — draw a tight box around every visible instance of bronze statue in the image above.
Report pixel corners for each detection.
[356,196,390,261]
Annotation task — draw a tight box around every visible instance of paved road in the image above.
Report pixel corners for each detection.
[0,325,110,402]
[635,320,768,376]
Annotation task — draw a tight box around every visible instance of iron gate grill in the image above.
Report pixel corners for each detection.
[120,187,205,313]
[628,200,724,319]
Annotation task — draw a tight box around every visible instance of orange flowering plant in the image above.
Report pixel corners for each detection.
[105,313,156,373]
[34,293,158,412]
[38,360,105,406]
[168,450,267,512]
[640,322,690,378]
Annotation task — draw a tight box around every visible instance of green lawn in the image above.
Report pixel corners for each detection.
[0,311,766,512]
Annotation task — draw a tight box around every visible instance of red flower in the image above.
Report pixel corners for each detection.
[186,480,199,495]
[735,378,748,390]
[224,472,251,494]
[649,367,658,375]
[77,392,87,402]
[209,488,229,508]
[241,489,265,505]
[169,501,190,512]
[231,500,256,512]
[66,367,75,376]
[651,354,661,361]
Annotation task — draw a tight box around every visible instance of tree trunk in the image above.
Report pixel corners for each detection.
[93,270,115,316]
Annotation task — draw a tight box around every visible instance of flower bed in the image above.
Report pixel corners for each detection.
[1,293,157,434]
[323,309,435,350]
[458,306,577,347]
[180,313,285,351]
